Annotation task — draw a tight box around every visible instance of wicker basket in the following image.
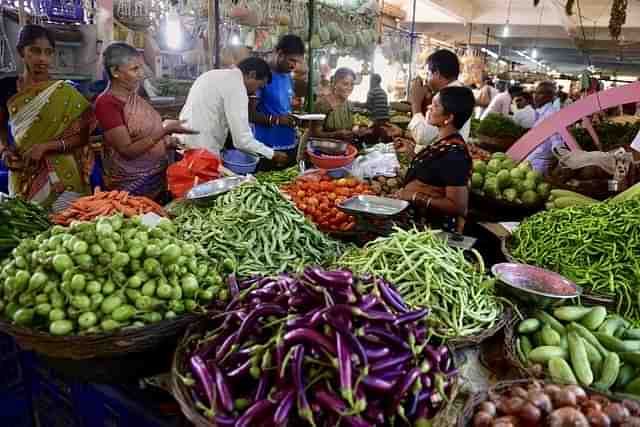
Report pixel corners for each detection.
[0,313,198,360]
[447,307,513,351]
[500,235,616,307]
[457,379,629,427]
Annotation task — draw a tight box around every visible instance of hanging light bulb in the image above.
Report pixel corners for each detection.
[166,7,182,50]
[230,34,241,46]
[503,24,510,38]
[532,48,538,59]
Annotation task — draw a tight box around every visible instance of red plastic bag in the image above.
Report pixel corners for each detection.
[167,149,221,198]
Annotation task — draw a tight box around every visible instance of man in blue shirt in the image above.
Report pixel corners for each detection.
[250,35,305,170]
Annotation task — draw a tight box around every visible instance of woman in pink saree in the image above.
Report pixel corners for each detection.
[94,43,196,200]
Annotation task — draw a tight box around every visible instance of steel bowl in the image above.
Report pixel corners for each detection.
[308,139,348,155]
[491,263,582,309]
[186,176,248,205]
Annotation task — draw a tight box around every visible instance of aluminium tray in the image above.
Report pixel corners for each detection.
[337,195,409,218]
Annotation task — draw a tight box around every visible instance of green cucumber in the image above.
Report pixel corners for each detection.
[583,338,603,377]
[617,364,637,389]
[535,310,566,335]
[528,346,568,364]
[541,324,561,346]
[517,318,541,334]
[570,323,608,357]
[593,332,640,353]
[599,316,627,336]
[625,375,640,395]
[581,306,607,330]
[554,306,593,322]
[568,331,593,386]
[619,352,640,367]
[521,335,533,358]
[625,328,640,340]
[595,352,620,391]
[549,357,578,385]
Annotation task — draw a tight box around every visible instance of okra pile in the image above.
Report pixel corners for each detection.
[172,182,344,278]
[511,198,640,323]
[178,267,456,426]
[515,304,640,396]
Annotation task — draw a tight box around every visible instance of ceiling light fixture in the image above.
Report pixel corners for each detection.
[532,48,538,59]
[503,0,512,38]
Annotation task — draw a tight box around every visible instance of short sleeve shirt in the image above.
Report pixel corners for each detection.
[94,91,127,132]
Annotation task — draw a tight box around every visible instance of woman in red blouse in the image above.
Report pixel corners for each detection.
[94,43,195,199]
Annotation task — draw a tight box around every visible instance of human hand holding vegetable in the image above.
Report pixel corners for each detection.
[277,115,296,127]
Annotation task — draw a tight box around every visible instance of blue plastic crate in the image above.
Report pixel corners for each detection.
[0,385,34,427]
[77,383,186,427]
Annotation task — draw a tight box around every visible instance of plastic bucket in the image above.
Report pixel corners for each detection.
[222,149,259,175]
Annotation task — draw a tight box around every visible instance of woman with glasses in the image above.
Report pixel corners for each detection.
[0,25,96,210]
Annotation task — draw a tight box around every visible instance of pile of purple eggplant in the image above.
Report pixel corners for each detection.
[177,267,457,426]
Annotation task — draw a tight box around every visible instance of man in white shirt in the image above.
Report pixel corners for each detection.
[526,81,565,173]
[480,83,520,120]
[179,57,288,164]
[513,92,536,129]
[408,49,470,146]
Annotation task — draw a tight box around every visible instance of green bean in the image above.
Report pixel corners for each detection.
[335,226,504,340]
[512,198,640,325]
[171,182,344,277]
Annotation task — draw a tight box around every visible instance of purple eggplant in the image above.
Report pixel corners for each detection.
[314,386,348,414]
[358,294,380,311]
[292,345,315,426]
[236,304,287,344]
[394,308,429,326]
[325,316,368,367]
[361,375,394,392]
[236,399,274,427]
[309,307,331,328]
[304,267,354,288]
[228,274,240,298]
[254,370,269,401]
[283,328,337,355]
[227,358,251,378]
[190,355,216,409]
[370,353,412,373]
[336,332,353,404]
[343,416,374,427]
[239,276,262,288]
[211,364,234,413]
[379,369,406,383]
[214,330,239,363]
[377,280,409,313]
[392,367,421,409]
[362,327,410,350]
[273,389,295,426]
[364,346,390,361]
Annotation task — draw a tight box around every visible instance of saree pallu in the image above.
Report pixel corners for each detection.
[102,93,168,199]
[8,80,95,210]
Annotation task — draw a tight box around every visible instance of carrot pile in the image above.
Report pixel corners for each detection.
[51,189,168,225]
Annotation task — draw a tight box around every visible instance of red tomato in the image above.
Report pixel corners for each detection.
[327,192,337,201]
[319,203,330,212]
[320,221,330,229]
[335,178,348,187]
[345,178,358,188]
[336,188,351,196]
[297,190,306,198]
[326,181,336,192]
[335,196,347,205]
[306,197,319,207]
[336,212,347,221]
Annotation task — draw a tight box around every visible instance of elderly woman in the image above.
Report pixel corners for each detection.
[394,86,476,228]
[0,25,95,210]
[94,42,194,199]
[310,67,357,141]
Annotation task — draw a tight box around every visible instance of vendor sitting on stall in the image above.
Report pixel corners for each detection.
[95,42,195,200]
[250,35,306,170]
[394,86,476,227]
[310,67,357,141]
[179,57,288,165]
[0,25,96,211]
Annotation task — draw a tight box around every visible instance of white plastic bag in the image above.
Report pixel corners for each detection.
[350,146,400,179]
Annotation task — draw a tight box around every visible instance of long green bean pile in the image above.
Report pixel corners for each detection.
[171,182,344,277]
[512,198,640,323]
[254,165,299,186]
[336,227,505,339]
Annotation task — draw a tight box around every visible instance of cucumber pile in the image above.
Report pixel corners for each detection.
[0,214,227,336]
[515,304,640,396]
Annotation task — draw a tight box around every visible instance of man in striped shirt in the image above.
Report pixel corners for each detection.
[366,73,390,124]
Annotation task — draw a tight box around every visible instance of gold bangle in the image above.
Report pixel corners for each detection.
[425,197,432,211]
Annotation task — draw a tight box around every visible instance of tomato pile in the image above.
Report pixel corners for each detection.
[282,172,374,232]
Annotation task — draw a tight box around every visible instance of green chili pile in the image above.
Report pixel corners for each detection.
[511,198,640,323]
[254,165,299,186]
[336,227,505,339]
[0,197,50,260]
[171,182,344,278]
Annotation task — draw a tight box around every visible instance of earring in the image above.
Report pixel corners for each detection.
[114,74,119,78]
[444,120,449,126]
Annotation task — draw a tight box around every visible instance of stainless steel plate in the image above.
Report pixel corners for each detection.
[338,195,409,217]
[186,177,247,202]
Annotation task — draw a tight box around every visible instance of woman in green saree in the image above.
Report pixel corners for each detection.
[0,25,94,211]
[310,67,357,141]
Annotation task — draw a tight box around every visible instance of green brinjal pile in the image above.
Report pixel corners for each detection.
[0,197,50,260]
[512,198,640,323]
[0,215,226,336]
[171,182,344,278]
[516,304,640,397]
